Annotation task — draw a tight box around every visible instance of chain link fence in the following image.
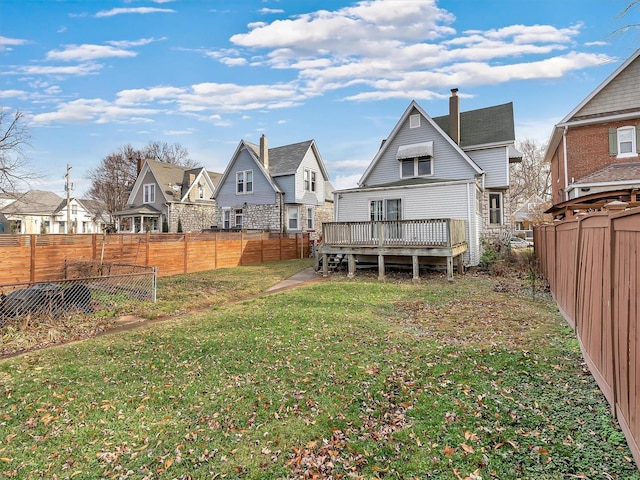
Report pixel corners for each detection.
[0,261,156,328]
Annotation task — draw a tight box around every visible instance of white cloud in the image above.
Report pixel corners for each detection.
[31,98,158,124]
[95,7,175,18]
[210,0,612,101]
[11,63,103,76]
[0,89,29,99]
[46,44,137,61]
[333,173,362,190]
[0,35,29,51]
[259,8,284,14]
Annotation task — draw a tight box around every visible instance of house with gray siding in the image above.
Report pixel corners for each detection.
[113,159,221,233]
[329,89,520,271]
[213,135,334,238]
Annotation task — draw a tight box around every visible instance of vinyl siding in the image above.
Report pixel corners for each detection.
[216,148,277,207]
[131,169,165,212]
[335,181,480,265]
[468,146,509,188]
[575,57,640,117]
[364,108,478,187]
[293,149,325,205]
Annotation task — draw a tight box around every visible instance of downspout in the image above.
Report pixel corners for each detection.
[334,192,339,221]
[466,182,472,265]
[562,126,569,201]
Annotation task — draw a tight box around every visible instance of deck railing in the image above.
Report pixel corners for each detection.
[322,219,466,248]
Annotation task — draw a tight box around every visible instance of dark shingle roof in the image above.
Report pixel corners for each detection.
[576,162,640,184]
[268,140,315,176]
[433,102,515,147]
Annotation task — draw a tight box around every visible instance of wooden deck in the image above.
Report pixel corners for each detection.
[319,219,467,280]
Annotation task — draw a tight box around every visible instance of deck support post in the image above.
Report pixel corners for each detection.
[378,254,385,281]
[446,256,454,281]
[322,253,328,277]
[412,255,420,281]
[347,254,356,278]
[456,254,464,274]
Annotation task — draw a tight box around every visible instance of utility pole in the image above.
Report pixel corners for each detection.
[65,163,72,233]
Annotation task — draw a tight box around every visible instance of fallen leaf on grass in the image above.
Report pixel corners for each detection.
[443,445,456,456]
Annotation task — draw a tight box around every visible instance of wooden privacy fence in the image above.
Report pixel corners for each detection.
[0,231,310,283]
[534,206,639,469]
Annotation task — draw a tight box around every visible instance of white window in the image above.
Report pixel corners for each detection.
[400,156,432,178]
[370,199,402,239]
[287,206,299,230]
[617,126,637,158]
[307,207,314,229]
[489,192,502,225]
[409,114,420,128]
[223,209,230,229]
[143,184,155,203]
[234,209,243,228]
[236,170,253,194]
[304,169,317,192]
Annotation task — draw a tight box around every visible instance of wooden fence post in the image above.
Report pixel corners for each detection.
[30,234,36,282]
[146,232,150,266]
[606,205,621,418]
[184,233,189,274]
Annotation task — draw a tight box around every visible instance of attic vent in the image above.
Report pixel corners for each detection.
[409,114,421,129]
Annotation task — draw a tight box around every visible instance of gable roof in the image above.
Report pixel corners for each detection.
[560,48,640,124]
[359,100,484,186]
[545,48,640,163]
[433,102,516,148]
[1,190,63,215]
[133,159,220,204]
[214,137,334,199]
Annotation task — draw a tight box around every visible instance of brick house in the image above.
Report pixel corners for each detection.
[545,48,640,218]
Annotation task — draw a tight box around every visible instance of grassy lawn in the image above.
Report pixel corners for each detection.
[0,262,638,479]
[0,259,314,357]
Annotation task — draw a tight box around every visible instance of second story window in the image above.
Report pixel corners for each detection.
[143,184,155,203]
[398,142,433,178]
[610,126,638,158]
[304,169,317,192]
[236,170,253,194]
[618,126,637,157]
[71,205,78,215]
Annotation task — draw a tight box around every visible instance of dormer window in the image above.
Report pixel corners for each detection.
[397,142,433,178]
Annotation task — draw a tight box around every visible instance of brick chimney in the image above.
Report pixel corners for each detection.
[137,157,144,175]
[260,134,269,170]
[449,88,460,145]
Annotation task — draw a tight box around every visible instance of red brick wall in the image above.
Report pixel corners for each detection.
[566,119,640,183]
[550,119,640,205]
[550,143,566,204]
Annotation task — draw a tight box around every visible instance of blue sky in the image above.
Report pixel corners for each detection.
[1,0,639,197]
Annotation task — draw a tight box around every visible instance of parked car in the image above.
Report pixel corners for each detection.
[510,237,533,248]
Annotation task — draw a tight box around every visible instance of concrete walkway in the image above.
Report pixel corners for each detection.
[265,267,324,293]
